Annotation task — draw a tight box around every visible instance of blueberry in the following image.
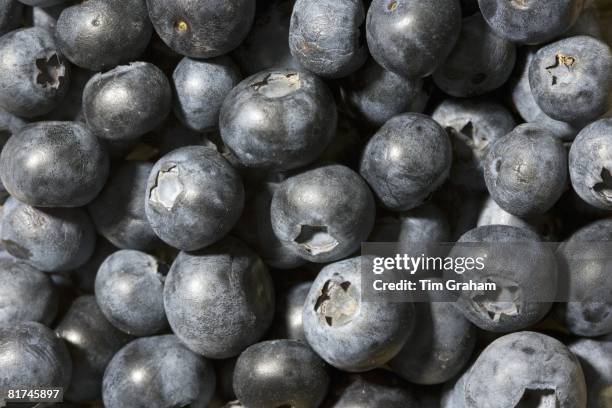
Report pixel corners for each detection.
[569,118,612,211]
[483,123,567,218]
[478,0,584,44]
[341,58,430,128]
[289,0,367,78]
[477,196,562,242]
[366,0,461,78]
[0,27,70,118]
[432,98,516,191]
[303,256,414,371]
[509,48,580,142]
[328,371,419,407]
[95,250,168,336]
[56,296,133,402]
[389,290,476,385]
[163,237,275,358]
[464,331,586,408]
[0,121,109,207]
[234,178,305,269]
[56,0,152,71]
[433,14,516,97]
[233,0,301,76]
[0,109,26,196]
[233,339,330,408]
[102,335,216,408]
[448,225,557,332]
[1,2,611,402]
[172,56,241,132]
[0,256,57,325]
[88,162,161,251]
[270,281,312,341]
[360,113,452,211]
[529,35,612,125]
[271,165,375,263]
[83,62,172,156]
[569,338,612,408]
[0,322,72,393]
[220,69,337,171]
[0,197,96,272]
[0,0,22,35]
[145,146,245,251]
[146,0,256,59]
[554,217,612,337]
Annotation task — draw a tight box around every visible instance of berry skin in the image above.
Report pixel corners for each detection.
[366,0,461,78]
[433,14,516,98]
[56,0,152,71]
[360,113,452,211]
[569,118,612,211]
[146,0,256,59]
[478,0,585,44]
[0,121,109,208]
[289,0,367,78]
[529,36,612,125]
[483,123,567,218]
[0,27,70,118]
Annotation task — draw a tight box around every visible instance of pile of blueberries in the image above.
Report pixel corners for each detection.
[0,0,611,406]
